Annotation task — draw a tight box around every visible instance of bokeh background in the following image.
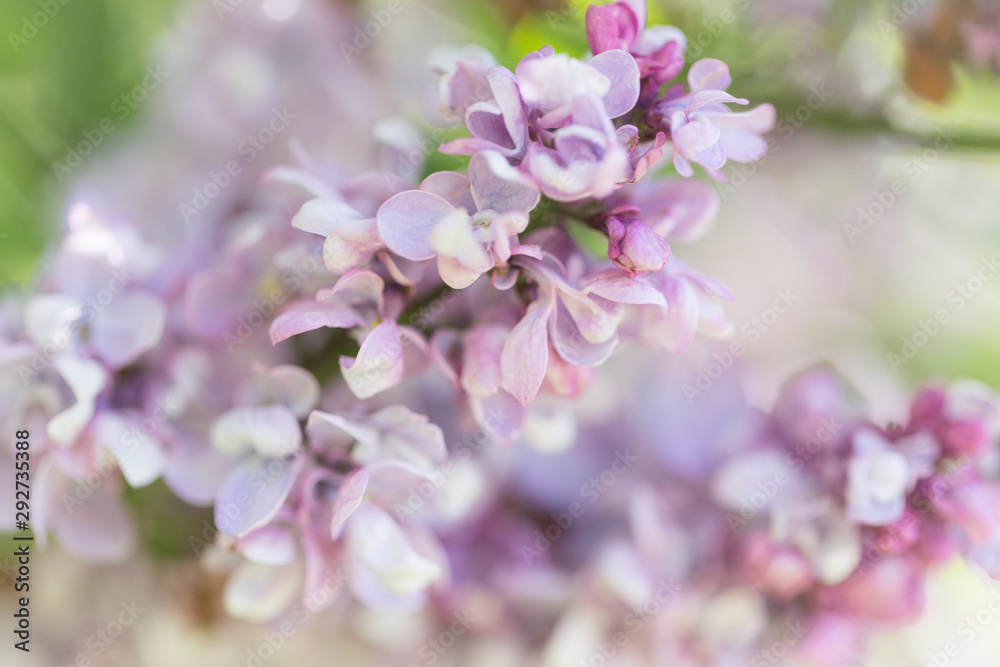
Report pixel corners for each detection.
[1,0,1000,664]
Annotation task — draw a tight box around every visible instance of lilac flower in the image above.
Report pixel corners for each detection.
[376,151,541,288]
[522,95,632,202]
[654,59,776,179]
[500,254,672,404]
[626,258,735,353]
[430,44,498,123]
[514,46,640,125]
[438,66,529,159]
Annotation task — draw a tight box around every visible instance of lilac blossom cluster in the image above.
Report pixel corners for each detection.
[1,0,999,664]
[369,364,1000,666]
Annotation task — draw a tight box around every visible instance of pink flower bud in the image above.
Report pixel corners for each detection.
[606,216,671,277]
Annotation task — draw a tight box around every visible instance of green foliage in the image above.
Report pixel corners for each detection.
[0,0,181,289]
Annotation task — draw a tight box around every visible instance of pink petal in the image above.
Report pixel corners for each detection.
[91,290,166,369]
[291,198,362,237]
[340,320,405,399]
[468,150,540,214]
[331,468,369,539]
[437,255,485,289]
[582,270,668,306]
[376,190,456,261]
[322,216,383,274]
[419,171,475,210]
[239,525,298,565]
[501,296,554,406]
[461,325,508,397]
[589,49,641,118]
[688,58,732,91]
[551,303,619,366]
[54,484,135,563]
[269,299,365,344]
[214,456,299,537]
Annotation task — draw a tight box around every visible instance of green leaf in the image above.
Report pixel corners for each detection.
[564,217,609,261]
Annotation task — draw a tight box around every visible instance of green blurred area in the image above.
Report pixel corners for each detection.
[0,0,181,289]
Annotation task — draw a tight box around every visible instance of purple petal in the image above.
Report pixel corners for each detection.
[95,412,166,488]
[487,66,528,154]
[419,171,475,211]
[317,268,385,312]
[516,54,610,114]
[346,503,442,598]
[582,270,668,306]
[672,115,722,156]
[163,441,239,507]
[437,255,485,289]
[211,405,303,459]
[238,364,321,419]
[688,58,732,91]
[639,179,720,241]
[501,296,554,406]
[469,390,525,447]
[269,299,365,344]
[376,190,457,261]
[186,269,253,340]
[586,2,640,53]
[468,151,540,214]
[368,405,447,469]
[322,216,382,274]
[214,456,299,537]
[589,49,641,118]
[54,483,135,563]
[720,129,769,163]
[340,320,405,399]
[461,325,508,397]
[550,302,619,366]
[291,198,362,237]
[47,356,105,446]
[466,102,517,150]
[331,468,369,539]
[91,290,166,369]
[239,525,298,565]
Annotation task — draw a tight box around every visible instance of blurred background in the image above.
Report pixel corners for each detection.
[1,0,1000,664]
